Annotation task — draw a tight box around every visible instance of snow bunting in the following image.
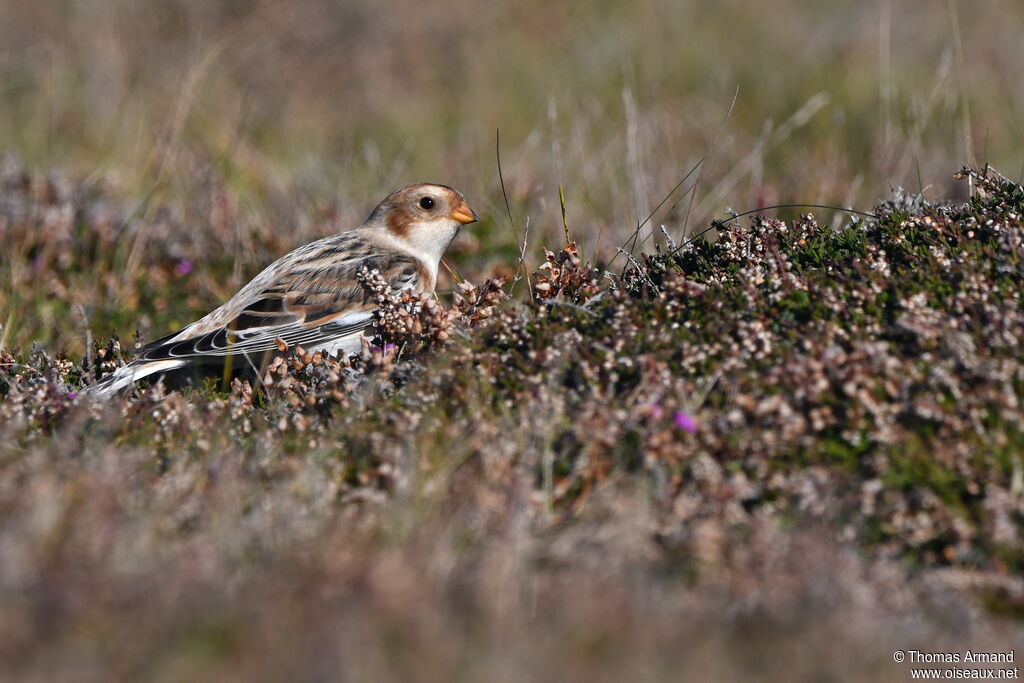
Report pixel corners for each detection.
[90,183,478,397]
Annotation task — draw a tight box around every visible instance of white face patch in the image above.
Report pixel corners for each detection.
[398,217,461,273]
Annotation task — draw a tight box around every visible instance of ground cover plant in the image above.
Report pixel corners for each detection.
[1,159,1023,681]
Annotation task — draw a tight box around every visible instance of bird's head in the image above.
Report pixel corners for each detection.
[365,183,478,266]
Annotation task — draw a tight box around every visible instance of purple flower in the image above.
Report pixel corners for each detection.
[66,392,78,400]
[674,411,697,433]
[176,260,193,276]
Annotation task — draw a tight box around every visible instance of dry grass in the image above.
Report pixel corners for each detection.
[2,1,1023,292]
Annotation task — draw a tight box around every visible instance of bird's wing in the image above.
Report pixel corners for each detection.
[137,232,429,362]
[136,310,375,361]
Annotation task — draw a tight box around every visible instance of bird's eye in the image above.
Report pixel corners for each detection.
[419,196,435,210]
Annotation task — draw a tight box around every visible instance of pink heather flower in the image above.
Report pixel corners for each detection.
[674,411,697,433]
[176,260,193,276]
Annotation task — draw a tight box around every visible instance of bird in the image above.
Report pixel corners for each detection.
[89,183,478,397]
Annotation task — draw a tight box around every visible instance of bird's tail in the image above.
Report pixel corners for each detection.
[86,359,187,398]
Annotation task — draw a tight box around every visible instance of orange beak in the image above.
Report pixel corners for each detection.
[451,200,479,225]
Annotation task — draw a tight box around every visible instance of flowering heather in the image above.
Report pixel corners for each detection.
[0,164,1022,679]
[674,411,698,433]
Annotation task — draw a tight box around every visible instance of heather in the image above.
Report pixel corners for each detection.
[1,162,1023,680]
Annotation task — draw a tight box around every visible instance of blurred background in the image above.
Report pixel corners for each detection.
[0,0,1021,348]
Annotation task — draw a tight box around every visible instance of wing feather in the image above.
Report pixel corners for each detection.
[134,231,428,364]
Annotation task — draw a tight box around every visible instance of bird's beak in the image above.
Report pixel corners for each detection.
[451,200,479,225]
